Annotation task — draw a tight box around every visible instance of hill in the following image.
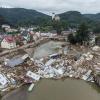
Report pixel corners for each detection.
[0,8,50,26]
[0,14,7,25]
[59,11,86,23]
[59,11,100,28]
[84,13,100,22]
[1,8,100,28]
[59,11,93,27]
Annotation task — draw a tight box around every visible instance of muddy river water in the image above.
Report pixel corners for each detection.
[2,79,100,100]
[1,41,100,100]
[33,41,65,59]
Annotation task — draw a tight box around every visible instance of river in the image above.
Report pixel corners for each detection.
[2,79,100,100]
[1,41,100,100]
[33,41,65,59]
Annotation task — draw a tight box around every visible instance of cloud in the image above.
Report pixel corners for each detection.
[0,0,100,14]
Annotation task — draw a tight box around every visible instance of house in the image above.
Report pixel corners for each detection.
[2,24,10,29]
[33,35,38,42]
[35,32,41,38]
[1,35,16,49]
[21,31,31,42]
[40,32,57,37]
[14,34,23,46]
[6,28,18,33]
[31,32,40,42]
[61,31,71,36]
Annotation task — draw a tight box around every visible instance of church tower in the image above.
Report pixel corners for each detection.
[52,13,60,21]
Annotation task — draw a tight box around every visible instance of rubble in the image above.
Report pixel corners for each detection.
[0,41,100,96]
[0,74,8,89]
[82,70,92,80]
[45,59,56,66]
[4,54,29,67]
[92,46,100,51]
[49,53,61,59]
[95,74,100,86]
[28,83,35,92]
[26,71,41,81]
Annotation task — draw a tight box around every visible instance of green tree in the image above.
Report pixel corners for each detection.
[61,20,68,30]
[76,23,90,44]
[52,20,62,35]
[0,15,6,26]
[68,33,77,44]
[68,23,90,45]
[93,25,100,34]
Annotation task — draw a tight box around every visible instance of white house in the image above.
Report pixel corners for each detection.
[40,32,57,37]
[33,34,38,42]
[1,36,16,49]
[2,24,10,29]
[31,32,41,42]
[35,32,41,38]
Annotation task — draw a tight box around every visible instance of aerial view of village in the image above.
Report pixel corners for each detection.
[0,0,100,100]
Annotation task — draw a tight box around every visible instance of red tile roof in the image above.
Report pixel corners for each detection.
[4,36,15,43]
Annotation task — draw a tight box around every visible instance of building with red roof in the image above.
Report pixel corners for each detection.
[1,35,16,49]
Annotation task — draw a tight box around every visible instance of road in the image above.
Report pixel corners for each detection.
[0,36,66,56]
[0,38,49,56]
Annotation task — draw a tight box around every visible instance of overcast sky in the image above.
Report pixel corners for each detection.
[0,0,100,15]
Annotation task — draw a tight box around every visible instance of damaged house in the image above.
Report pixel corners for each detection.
[4,54,29,67]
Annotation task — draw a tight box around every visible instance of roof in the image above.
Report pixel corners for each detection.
[5,54,29,67]
[5,58,24,67]
[0,74,8,86]
[21,31,29,37]
[14,35,23,41]
[4,35,15,43]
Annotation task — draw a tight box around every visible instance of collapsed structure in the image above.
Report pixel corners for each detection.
[0,40,100,96]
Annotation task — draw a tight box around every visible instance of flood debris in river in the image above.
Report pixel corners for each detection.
[0,43,100,96]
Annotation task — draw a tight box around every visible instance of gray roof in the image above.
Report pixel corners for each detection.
[6,58,24,67]
[21,31,28,37]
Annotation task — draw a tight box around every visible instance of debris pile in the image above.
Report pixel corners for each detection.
[92,46,100,51]
[0,44,100,95]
